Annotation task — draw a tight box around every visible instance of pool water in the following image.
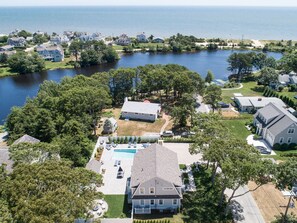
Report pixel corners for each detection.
[113,149,137,159]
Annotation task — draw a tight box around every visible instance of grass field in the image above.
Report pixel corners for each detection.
[222,118,252,140]
[221,81,264,103]
[45,58,73,70]
[0,66,17,77]
[104,195,130,218]
[134,214,184,223]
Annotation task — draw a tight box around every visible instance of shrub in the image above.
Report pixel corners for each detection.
[273,143,281,151]
[278,85,284,92]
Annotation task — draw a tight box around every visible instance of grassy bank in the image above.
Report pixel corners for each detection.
[0,66,17,77]
[104,195,130,218]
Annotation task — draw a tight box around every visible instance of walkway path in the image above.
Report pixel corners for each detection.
[221,83,243,90]
[160,113,170,133]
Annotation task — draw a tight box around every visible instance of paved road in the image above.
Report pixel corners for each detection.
[226,186,265,223]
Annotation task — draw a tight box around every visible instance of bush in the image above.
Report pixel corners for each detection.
[278,85,284,92]
[273,143,282,151]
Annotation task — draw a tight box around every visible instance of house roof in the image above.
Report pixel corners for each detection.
[36,44,63,52]
[121,101,161,115]
[235,97,286,108]
[108,117,117,126]
[256,103,297,136]
[85,158,101,174]
[278,74,290,84]
[130,144,182,188]
[12,134,40,145]
[0,147,14,173]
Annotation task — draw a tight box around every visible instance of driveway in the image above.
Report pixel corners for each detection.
[246,135,276,155]
[196,95,210,114]
[225,186,265,223]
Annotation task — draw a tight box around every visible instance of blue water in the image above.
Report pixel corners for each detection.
[113,149,137,159]
[0,50,282,124]
[0,6,296,40]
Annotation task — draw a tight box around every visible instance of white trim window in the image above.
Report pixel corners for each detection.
[279,137,284,144]
[288,137,292,144]
[288,128,295,134]
[139,187,145,194]
[149,187,155,194]
[150,199,155,206]
[140,200,145,206]
[172,199,178,205]
[159,199,163,206]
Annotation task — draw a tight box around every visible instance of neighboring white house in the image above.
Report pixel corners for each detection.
[50,35,70,45]
[234,96,286,112]
[103,117,118,134]
[116,34,131,46]
[0,45,14,52]
[130,144,183,214]
[254,103,297,147]
[7,37,26,47]
[121,98,161,122]
[136,32,148,43]
[36,44,64,62]
[79,33,103,42]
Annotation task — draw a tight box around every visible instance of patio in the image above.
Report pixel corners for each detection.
[246,135,276,155]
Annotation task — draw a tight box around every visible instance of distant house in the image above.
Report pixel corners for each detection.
[121,98,161,122]
[36,44,64,62]
[12,134,40,145]
[103,117,118,134]
[234,96,286,112]
[254,103,297,147]
[130,144,183,214]
[7,37,26,47]
[136,32,148,43]
[277,72,297,86]
[50,35,70,45]
[0,45,14,52]
[116,34,131,46]
[152,37,164,43]
[79,33,102,42]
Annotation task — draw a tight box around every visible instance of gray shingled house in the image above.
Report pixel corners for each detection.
[130,144,182,214]
[121,98,161,122]
[12,134,40,145]
[254,103,297,147]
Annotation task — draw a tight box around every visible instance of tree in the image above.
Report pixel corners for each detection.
[275,159,297,223]
[7,52,45,74]
[103,119,113,134]
[2,160,102,223]
[258,67,279,86]
[69,40,82,62]
[203,85,222,112]
[205,70,214,83]
[0,53,8,64]
[17,30,32,38]
[9,142,60,166]
[227,52,254,81]
[279,52,297,73]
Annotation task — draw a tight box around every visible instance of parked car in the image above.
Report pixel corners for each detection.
[181,131,196,138]
[255,146,271,154]
[161,130,174,137]
[218,102,230,108]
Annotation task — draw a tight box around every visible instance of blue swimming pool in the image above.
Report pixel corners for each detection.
[113,149,137,159]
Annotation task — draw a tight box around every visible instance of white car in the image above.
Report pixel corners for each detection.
[161,131,174,137]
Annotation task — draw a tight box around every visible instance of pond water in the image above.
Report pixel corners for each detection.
[0,50,282,124]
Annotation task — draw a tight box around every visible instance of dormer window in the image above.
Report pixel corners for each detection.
[139,187,145,194]
[288,128,295,134]
[149,187,155,194]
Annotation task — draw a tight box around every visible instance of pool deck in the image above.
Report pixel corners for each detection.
[98,143,203,195]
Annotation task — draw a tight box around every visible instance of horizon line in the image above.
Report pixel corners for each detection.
[1,5,297,7]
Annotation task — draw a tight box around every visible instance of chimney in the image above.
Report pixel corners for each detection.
[258,98,262,101]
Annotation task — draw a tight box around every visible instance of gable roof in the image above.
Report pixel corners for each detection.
[255,103,297,136]
[86,159,101,174]
[0,147,14,173]
[12,134,40,145]
[121,101,161,115]
[131,144,182,188]
[236,97,286,108]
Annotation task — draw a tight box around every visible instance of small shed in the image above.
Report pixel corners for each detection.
[103,117,118,134]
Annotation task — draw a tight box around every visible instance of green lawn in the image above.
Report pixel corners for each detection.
[112,45,125,51]
[104,195,130,218]
[0,66,17,77]
[222,118,252,140]
[221,81,264,103]
[45,58,72,70]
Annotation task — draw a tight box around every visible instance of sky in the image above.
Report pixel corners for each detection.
[1,0,297,7]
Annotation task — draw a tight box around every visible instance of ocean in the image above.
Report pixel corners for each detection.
[0,6,296,40]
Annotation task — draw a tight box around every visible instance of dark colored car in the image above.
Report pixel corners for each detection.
[181,131,196,138]
[218,102,230,108]
[255,146,271,154]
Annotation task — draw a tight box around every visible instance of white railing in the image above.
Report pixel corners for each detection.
[134,207,151,214]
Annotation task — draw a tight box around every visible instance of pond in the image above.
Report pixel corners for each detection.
[0,50,282,124]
